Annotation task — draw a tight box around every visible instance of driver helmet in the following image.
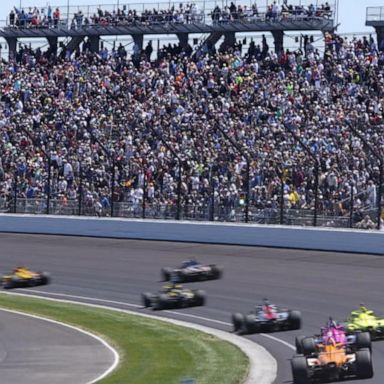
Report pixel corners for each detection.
[327,317,337,328]
[359,303,368,312]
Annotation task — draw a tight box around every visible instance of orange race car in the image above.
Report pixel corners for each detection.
[291,338,373,383]
[2,266,50,289]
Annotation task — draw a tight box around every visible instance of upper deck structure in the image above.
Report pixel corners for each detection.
[366,6,384,50]
[0,0,336,57]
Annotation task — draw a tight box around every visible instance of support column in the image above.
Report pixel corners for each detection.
[132,34,144,52]
[271,30,284,55]
[223,32,236,49]
[374,26,384,51]
[89,35,100,53]
[47,36,58,55]
[177,33,189,49]
[5,37,17,60]
[65,36,84,54]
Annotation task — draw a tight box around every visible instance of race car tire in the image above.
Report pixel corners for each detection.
[142,292,153,308]
[209,265,223,279]
[194,290,206,306]
[288,310,302,330]
[39,272,51,285]
[244,314,258,334]
[3,281,14,289]
[355,331,371,351]
[3,276,21,289]
[153,294,169,310]
[295,335,306,354]
[178,270,188,283]
[301,337,316,356]
[161,268,173,282]
[232,313,245,332]
[291,355,309,384]
[356,349,373,379]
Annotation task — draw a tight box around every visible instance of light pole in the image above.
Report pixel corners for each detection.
[18,124,52,215]
[214,123,251,223]
[148,124,183,220]
[346,119,383,230]
[67,0,70,28]
[84,122,116,217]
[283,121,320,227]
[335,0,339,27]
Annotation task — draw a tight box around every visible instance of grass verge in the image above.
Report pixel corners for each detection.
[0,293,248,384]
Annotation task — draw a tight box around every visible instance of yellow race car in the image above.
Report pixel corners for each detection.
[292,341,373,383]
[142,283,206,310]
[346,305,384,340]
[2,266,50,289]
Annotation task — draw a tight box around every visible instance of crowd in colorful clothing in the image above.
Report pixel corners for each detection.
[0,28,383,227]
[6,1,332,29]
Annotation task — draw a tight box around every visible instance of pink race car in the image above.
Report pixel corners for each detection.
[296,318,371,356]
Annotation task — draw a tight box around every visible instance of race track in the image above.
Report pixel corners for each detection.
[0,233,383,384]
[0,307,116,384]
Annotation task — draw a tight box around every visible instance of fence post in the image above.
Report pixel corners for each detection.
[47,158,51,215]
[78,162,83,216]
[13,173,17,213]
[111,158,116,217]
[142,170,146,219]
[209,167,215,222]
[314,163,319,227]
[177,162,182,220]
[279,173,284,225]
[349,181,354,228]
[245,160,250,223]
[379,165,383,230]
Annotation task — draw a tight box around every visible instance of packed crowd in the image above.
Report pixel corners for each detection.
[0,28,383,227]
[6,1,333,29]
[210,1,332,24]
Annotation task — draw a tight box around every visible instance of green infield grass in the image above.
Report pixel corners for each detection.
[0,293,248,384]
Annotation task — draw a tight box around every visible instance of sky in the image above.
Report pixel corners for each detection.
[0,0,382,34]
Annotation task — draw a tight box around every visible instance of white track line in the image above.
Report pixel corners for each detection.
[2,290,277,384]
[261,333,296,351]
[23,289,296,350]
[0,305,119,384]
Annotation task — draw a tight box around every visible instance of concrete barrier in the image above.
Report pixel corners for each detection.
[0,214,383,255]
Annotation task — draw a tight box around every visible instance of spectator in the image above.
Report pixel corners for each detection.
[53,7,60,28]
[356,215,376,230]
[0,17,382,229]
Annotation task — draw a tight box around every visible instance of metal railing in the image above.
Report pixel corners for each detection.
[3,0,335,30]
[366,7,384,22]
[0,194,382,230]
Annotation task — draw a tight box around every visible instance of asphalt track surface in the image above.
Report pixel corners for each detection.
[0,307,115,384]
[0,233,383,384]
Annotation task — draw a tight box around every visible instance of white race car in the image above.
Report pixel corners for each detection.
[161,260,223,282]
[232,299,301,334]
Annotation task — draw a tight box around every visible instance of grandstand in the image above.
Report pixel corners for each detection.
[0,0,383,231]
[1,1,335,57]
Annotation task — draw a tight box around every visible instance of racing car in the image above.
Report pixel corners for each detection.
[142,283,206,310]
[232,299,301,334]
[161,259,222,282]
[344,305,384,340]
[291,341,373,383]
[295,318,371,355]
[2,266,50,289]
